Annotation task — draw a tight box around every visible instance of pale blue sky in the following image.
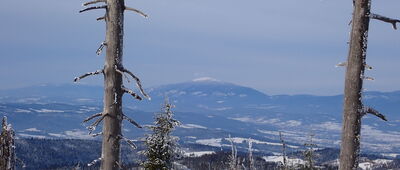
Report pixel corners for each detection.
[0,0,399,95]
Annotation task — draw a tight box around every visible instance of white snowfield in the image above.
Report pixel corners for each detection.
[184,151,216,157]
[262,156,305,165]
[195,137,299,149]
[180,124,207,129]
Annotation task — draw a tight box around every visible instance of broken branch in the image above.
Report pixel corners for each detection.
[363,107,387,121]
[96,16,106,21]
[96,41,107,55]
[124,6,148,18]
[79,5,107,13]
[122,86,142,100]
[82,0,105,6]
[370,13,400,30]
[74,69,103,82]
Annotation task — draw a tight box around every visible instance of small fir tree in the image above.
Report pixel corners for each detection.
[142,99,181,170]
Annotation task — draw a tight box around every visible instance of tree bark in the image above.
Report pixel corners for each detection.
[339,0,371,169]
[101,0,124,169]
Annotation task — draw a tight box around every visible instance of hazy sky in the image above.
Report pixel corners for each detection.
[1,0,399,95]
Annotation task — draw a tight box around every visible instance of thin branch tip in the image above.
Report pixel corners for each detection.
[79,5,107,13]
[73,69,103,82]
[362,107,387,121]
[125,6,148,18]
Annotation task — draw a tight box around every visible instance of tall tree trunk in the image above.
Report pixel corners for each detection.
[0,117,15,170]
[102,0,124,169]
[339,0,370,169]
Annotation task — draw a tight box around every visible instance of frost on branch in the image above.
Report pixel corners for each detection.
[73,70,103,82]
[122,86,142,100]
[360,107,387,121]
[96,41,107,55]
[85,113,108,134]
[87,157,102,167]
[82,0,105,7]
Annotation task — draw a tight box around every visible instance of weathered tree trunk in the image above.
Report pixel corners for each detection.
[339,0,371,169]
[76,0,149,169]
[101,0,125,169]
[0,117,15,170]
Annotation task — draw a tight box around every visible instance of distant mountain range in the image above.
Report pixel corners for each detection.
[0,78,399,155]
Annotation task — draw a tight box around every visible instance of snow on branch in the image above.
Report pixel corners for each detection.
[121,68,151,100]
[87,113,108,134]
[122,86,142,100]
[370,13,400,30]
[90,132,103,137]
[82,0,105,7]
[335,62,347,67]
[96,41,107,55]
[73,69,103,82]
[88,157,102,167]
[362,107,387,121]
[79,5,107,13]
[124,6,148,18]
[83,112,102,123]
[122,113,142,128]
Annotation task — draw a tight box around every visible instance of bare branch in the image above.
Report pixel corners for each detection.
[124,6,148,18]
[87,113,107,134]
[83,112,102,123]
[74,69,103,82]
[370,13,400,30]
[88,157,102,167]
[82,0,105,6]
[79,5,107,13]
[115,161,123,169]
[96,41,107,55]
[122,68,151,100]
[115,66,130,83]
[119,135,137,149]
[122,86,142,100]
[122,113,142,128]
[362,107,387,121]
[96,16,106,21]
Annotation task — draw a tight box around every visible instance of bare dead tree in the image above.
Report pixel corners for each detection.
[247,139,255,170]
[0,116,15,170]
[75,0,149,169]
[279,131,287,170]
[339,0,397,169]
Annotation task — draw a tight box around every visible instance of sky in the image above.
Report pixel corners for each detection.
[0,0,399,95]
